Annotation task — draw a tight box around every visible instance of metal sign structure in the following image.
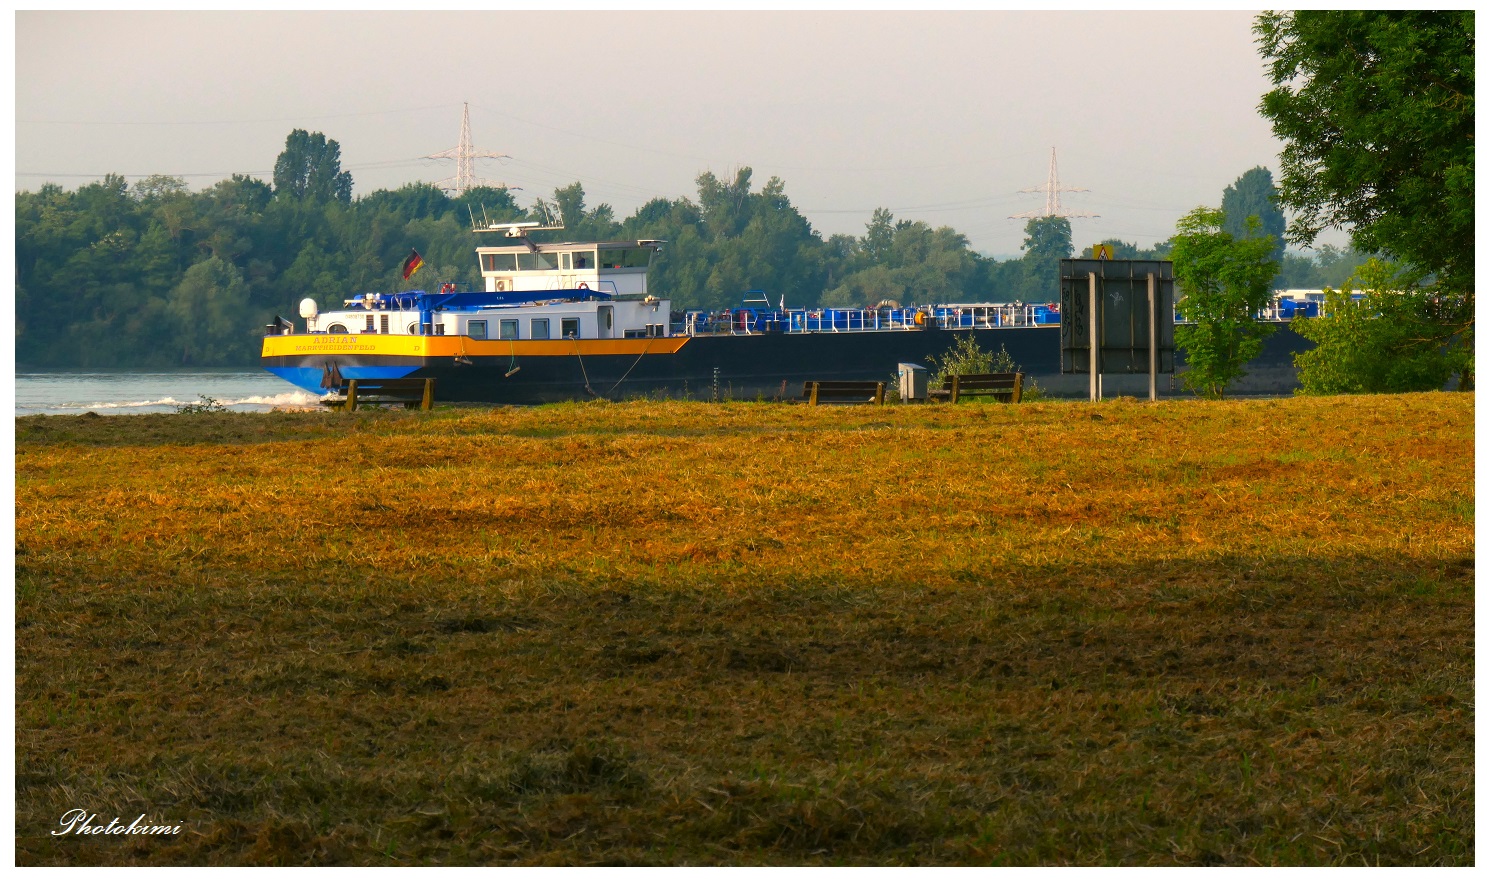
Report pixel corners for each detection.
[1059,259,1175,401]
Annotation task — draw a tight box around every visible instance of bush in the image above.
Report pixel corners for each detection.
[923,336,1020,389]
[175,395,225,414]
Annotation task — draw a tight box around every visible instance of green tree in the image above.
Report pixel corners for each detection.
[552,181,588,231]
[19,137,1031,365]
[1023,216,1072,261]
[358,182,453,223]
[1080,239,1171,261]
[454,185,523,226]
[1275,252,1320,289]
[1292,260,1475,394]
[1020,216,1072,300]
[695,168,754,240]
[1256,11,1473,392]
[1275,245,1378,289]
[821,211,980,307]
[1256,11,1473,292]
[1220,166,1286,268]
[272,129,353,204]
[1311,245,1374,288]
[862,208,896,264]
[167,257,256,365]
[545,182,621,244]
[1170,207,1282,398]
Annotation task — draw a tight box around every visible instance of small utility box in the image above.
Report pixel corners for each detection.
[898,363,927,402]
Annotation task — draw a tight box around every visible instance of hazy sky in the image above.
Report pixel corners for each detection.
[15,10,1336,258]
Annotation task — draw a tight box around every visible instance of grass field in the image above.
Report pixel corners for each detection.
[14,393,1474,865]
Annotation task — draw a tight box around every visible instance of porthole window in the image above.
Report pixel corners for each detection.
[327,323,348,334]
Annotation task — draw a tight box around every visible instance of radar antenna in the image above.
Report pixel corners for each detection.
[474,217,566,252]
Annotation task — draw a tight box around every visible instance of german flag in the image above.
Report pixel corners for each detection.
[401,249,425,280]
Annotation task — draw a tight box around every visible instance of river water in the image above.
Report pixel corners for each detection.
[14,369,326,417]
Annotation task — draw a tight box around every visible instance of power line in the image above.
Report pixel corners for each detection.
[422,103,509,196]
[16,170,272,179]
[469,103,724,166]
[16,103,462,127]
[1010,147,1097,220]
[16,156,436,181]
[469,103,1043,177]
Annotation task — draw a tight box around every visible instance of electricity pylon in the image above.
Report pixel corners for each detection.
[425,102,510,196]
[1010,147,1097,219]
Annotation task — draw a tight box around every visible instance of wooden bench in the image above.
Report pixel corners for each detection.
[338,377,436,411]
[928,372,1023,404]
[801,380,886,406]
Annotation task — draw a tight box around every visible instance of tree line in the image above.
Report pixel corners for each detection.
[1154,10,1472,398]
[17,129,1359,369]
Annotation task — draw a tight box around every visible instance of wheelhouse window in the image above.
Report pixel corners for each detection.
[599,247,650,269]
[499,319,519,340]
[516,251,559,271]
[561,317,580,339]
[571,250,595,270]
[531,318,550,340]
[482,253,518,272]
[467,320,488,340]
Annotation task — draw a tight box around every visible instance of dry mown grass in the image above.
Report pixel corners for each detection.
[15,394,1474,865]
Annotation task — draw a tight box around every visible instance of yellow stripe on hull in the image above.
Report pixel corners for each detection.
[261,334,691,358]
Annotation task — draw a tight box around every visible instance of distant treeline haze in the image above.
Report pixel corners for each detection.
[15,136,1365,367]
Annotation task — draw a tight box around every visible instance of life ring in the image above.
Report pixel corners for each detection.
[914,311,926,327]
[578,282,589,290]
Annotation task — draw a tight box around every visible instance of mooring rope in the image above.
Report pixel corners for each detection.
[505,340,520,377]
[606,339,654,397]
[572,338,596,397]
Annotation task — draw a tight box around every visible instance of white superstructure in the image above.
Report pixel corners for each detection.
[293,227,671,341]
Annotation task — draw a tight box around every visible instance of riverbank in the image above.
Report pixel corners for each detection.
[16,394,1474,865]
[14,369,316,417]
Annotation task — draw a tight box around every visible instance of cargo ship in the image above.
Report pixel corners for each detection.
[260,220,1067,404]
